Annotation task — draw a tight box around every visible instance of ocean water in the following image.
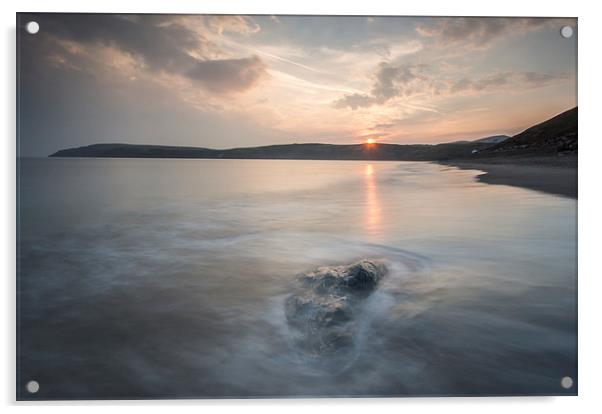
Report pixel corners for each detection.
[17,158,577,399]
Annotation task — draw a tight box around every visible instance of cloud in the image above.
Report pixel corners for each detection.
[416,17,557,49]
[334,63,436,109]
[449,71,569,94]
[371,63,431,100]
[29,14,268,95]
[334,59,569,110]
[333,93,374,110]
[371,122,395,130]
[36,14,204,71]
[450,73,509,93]
[522,71,568,86]
[207,16,261,35]
[187,56,268,93]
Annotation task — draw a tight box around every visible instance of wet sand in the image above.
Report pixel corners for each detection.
[442,156,577,198]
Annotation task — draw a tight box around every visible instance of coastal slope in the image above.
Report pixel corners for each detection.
[444,107,577,198]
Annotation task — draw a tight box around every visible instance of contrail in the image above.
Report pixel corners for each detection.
[252,48,320,73]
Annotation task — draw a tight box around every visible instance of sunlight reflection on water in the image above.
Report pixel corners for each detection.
[364,163,382,241]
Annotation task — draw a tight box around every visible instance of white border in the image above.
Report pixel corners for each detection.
[3,0,601,412]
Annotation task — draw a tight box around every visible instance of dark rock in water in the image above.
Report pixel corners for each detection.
[285,260,387,365]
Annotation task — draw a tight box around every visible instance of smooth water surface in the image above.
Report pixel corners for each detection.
[17,158,577,398]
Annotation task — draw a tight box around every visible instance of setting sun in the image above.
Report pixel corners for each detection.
[365,138,376,144]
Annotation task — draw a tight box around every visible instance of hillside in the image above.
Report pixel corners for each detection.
[473,135,510,144]
[443,107,578,198]
[479,107,577,156]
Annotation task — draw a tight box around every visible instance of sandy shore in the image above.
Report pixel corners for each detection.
[441,156,577,198]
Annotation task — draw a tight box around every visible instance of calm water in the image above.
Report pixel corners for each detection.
[17,158,577,399]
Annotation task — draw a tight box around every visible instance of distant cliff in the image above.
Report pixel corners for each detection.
[50,142,491,161]
[50,107,577,162]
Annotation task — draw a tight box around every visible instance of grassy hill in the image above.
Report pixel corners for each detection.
[479,107,577,156]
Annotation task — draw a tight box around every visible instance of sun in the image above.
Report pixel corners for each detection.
[365,138,376,144]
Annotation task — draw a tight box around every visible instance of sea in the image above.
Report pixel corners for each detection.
[17,157,577,399]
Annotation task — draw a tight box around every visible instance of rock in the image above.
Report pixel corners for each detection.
[285,259,387,364]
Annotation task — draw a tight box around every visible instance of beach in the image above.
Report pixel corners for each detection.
[442,155,577,198]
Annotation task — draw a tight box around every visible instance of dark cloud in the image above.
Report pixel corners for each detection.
[371,63,430,100]
[450,71,568,94]
[187,56,268,93]
[450,73,510,93]
[32,14,203,71]
[522,71,568,86]
[416,17,554,48]
[332,93,375,110]
[334,63,434,109]
[22,13,267,94]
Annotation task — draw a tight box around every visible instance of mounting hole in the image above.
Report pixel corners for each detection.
[560,26,573,39]
[25,21,39,34]
[26,380,39,394]
[560,376,573,389]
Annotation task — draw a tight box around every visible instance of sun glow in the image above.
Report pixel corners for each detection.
[365,138,376,144]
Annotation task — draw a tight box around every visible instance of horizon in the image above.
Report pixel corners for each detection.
[18,14,577,157]
[43,104,576,156]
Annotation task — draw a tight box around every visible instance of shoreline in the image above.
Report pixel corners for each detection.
[441,156,577,199]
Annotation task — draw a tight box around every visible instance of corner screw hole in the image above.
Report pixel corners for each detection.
[25,21,39,35]
[561,376,573,389]
[560,26,574,39]
[26,380,39,394]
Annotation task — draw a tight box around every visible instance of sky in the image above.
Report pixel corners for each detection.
[18,14,577,156]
